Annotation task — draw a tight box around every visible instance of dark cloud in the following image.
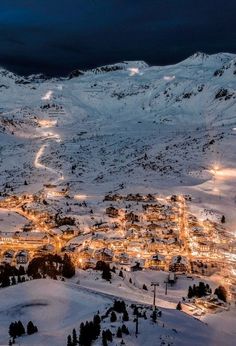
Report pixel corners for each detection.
[0,0,235,75]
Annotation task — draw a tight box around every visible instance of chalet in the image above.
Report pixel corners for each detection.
[169,255,189,273]
[15,232,49,245]
[0,232,15,243]
[126,240,144,253]
[126,227,141,239]
[106,206,119,218]
[94,248,113,262]
[90,236,106,250]
[91,223,110,233]
[114,252,130,264]
[16,250,29,264]
[3,250,14,259]
[38,244,55,253]
[147,238,166,252]
[59,226,79,239]
[78,247,93,260]
[148,254,166,270]
[146,223,163,232]
[125,212,139,223]
[130,262,143,272]
[104,194,122,201]
[80,259,96,269]
[107,238,126,251]
[3,250,14,263]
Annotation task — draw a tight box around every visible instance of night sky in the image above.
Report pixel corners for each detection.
[0,0,235,76]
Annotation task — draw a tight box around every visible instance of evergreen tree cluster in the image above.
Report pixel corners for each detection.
[27,321,38,335]
[9,321,25,339]
[214,285,227,302]
[0,264,25,288]
[9,320,38,340]
[113,300,127,314]
[95,261,112,281]
[102,329,113,346]
[102,265,112,281]
[67,314,101,346]
[187,282,212,298]
[27,254,75,279]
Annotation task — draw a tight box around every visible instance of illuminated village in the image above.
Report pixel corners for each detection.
[1,187,236,302]
[0,51,236,345]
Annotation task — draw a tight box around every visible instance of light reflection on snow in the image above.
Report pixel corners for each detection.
[41,90,53,101]
[38,119,57,128]
[128,68,142,76]
[74,194,87,200]
[163,75,175,81]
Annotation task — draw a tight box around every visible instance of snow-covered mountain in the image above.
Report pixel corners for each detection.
[0,53,236,345]
[0,52,235,202]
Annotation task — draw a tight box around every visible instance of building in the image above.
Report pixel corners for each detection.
[130,262,143,272]
[15,232,49,245]
[106,206,119,218]
[169,255,189,273]
[148,254,166,270]
[94,248,113,262]
[16,250,29,264]
[0,232,15,243]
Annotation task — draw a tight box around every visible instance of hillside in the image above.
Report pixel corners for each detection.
[0,278,234,346]
[0,53,236,345]
[0,52,236,227]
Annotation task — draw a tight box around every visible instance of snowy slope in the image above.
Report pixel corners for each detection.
[0,52,236,226]
[0,54,236,346]
[0,278,234,346]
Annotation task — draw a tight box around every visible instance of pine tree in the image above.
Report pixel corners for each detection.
[1,273,10,287]
[221,215,226,223]
[176,302,182,311]
[67,334,73,346]
[110,311,117,322]
[121,324,129,335]
[119,270,123,278]
[142,284,148,290]
[102,331,108,346]
[129,278,132,284]
[78,322,85,345]
[151,310,157,322]
[72,328,77,345]
[9,323,15,338]
[105,329,113,342]
[188,286,194,298]
[11,276,16,285]
[123,310,129,322]
[116,327,122,338]
[93,314,101,338]
[18,266,25,276]
[27,321,37,335]
[102,265,111,281]
[62,254,75,278]
[17,321,25,336]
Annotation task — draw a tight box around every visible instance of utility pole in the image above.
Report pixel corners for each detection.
[164,280,168,295]
[135,313,139,337]
[134,306,140,337]
[151,282,159,310]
